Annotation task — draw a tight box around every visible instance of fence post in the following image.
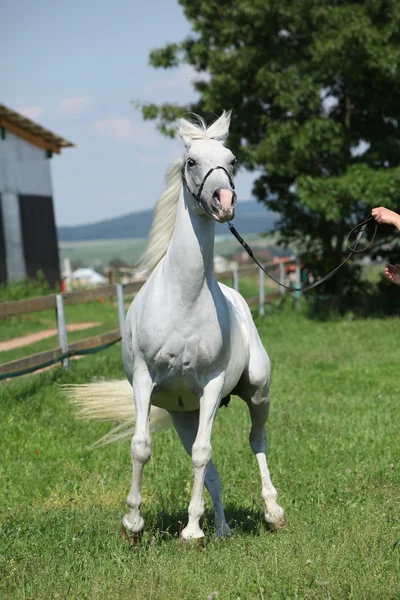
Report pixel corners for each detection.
[233,265,239,292]
[294,257,302,305]
[279,262,286,295]
[259,267,265,317]
[116,283,125,337]
[56,294,70,370]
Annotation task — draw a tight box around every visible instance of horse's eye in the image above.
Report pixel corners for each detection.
[231,158,237,167]
[187,158,196,168]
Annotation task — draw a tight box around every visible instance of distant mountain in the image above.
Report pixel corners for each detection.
[57,200,278,242]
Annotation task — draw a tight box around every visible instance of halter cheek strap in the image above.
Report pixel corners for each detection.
[182,164,235,209]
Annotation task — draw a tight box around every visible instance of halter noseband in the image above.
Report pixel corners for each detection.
[181,164,236,211]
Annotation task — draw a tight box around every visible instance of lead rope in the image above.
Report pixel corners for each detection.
[227,215,377,293]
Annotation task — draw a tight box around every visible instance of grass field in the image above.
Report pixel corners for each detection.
[0,299,123,365]
[1,312,399,599]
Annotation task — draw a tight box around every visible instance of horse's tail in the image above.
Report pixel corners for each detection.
[63,379,172,448]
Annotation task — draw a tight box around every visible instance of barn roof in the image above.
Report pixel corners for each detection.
[0,104,74,154]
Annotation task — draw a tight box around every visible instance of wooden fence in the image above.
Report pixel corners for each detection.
[0,258,299,381]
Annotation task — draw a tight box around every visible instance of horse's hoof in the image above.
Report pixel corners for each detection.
[180,527,205,548]
[215,524,232,539]
[180,536,205,550]
[265,510,287,532]
[122,524,142,545]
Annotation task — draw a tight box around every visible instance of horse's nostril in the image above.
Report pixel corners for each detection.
[211,200,220,214]
[213,189,221,200]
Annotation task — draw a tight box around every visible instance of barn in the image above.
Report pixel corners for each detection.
[0,104,73,287]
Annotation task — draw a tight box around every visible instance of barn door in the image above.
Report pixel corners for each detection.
[0,195,7,283]
[19,195,61,287]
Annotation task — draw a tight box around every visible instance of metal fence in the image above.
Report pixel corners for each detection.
[0,258,298,381]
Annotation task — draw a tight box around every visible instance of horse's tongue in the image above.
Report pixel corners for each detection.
[219,189,233,211]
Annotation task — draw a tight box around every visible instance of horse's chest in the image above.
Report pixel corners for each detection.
[149,326,225,412]
[127,278,242,411]
[155,326,222,373]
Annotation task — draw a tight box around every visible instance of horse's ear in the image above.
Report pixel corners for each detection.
[206,110,232,145]
[179,116,202,151]
[181,136,193,151]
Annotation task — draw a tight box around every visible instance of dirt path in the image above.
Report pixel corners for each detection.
[0,322,101,352]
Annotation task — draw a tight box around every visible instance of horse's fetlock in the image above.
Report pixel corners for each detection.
[262,485,278,504]
[188,497,205,521]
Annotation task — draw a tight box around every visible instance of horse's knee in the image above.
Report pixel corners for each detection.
[131,435,151,464]
[192,442,212,469]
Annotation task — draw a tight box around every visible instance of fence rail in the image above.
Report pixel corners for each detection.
[0,258,298,381]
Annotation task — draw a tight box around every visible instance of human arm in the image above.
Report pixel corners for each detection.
[371,207,400,231]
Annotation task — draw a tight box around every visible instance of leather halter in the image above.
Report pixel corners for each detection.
[181,164,235,212]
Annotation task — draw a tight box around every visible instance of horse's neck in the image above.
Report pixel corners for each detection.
[163,186,215,301]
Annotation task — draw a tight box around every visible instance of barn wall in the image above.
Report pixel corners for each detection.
[0,195,7,283]
[0,131,52,195]
[0,131,57,283]
[19,195,61,287]
[1,191,26,281]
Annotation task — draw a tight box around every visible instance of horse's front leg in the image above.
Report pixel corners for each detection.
[170,410,231,538]
[181,376,223,541]
[122,368,153,542]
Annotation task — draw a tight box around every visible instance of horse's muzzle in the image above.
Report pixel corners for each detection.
[210,189,237,223]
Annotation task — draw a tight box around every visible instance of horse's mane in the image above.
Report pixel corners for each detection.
[138,111,231,273]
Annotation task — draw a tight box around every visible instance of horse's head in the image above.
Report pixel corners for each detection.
[179,111,237,223]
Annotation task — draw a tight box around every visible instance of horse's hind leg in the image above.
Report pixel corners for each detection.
[170,410,231,538]
[122,368,153,542]
[237,350,286,530]
[247,399,286,529]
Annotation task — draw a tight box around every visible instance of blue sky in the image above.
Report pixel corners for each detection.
[2,0,257,226]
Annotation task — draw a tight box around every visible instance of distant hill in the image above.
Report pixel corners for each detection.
[57,200,278,241]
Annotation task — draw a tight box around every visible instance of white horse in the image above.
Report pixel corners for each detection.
[68,111,286,541]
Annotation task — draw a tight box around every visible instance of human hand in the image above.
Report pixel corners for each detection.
[385,263,400,285]
[371,206,400,228]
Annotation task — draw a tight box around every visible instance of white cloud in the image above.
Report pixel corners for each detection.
[60,96,92,116]
[92,117,160,148]
[16,105,44,121]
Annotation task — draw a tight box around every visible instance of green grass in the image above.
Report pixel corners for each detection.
[219,274,279,299]
[0,313,399,599]
[0,299,122,364]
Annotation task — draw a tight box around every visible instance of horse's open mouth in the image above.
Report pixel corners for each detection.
[211,208,235,223]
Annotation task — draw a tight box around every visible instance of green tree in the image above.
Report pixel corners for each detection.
[141,0,400,311]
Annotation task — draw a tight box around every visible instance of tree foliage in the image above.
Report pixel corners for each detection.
[141,0,400,309]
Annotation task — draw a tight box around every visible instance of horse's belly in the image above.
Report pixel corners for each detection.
[152,379,200,412]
